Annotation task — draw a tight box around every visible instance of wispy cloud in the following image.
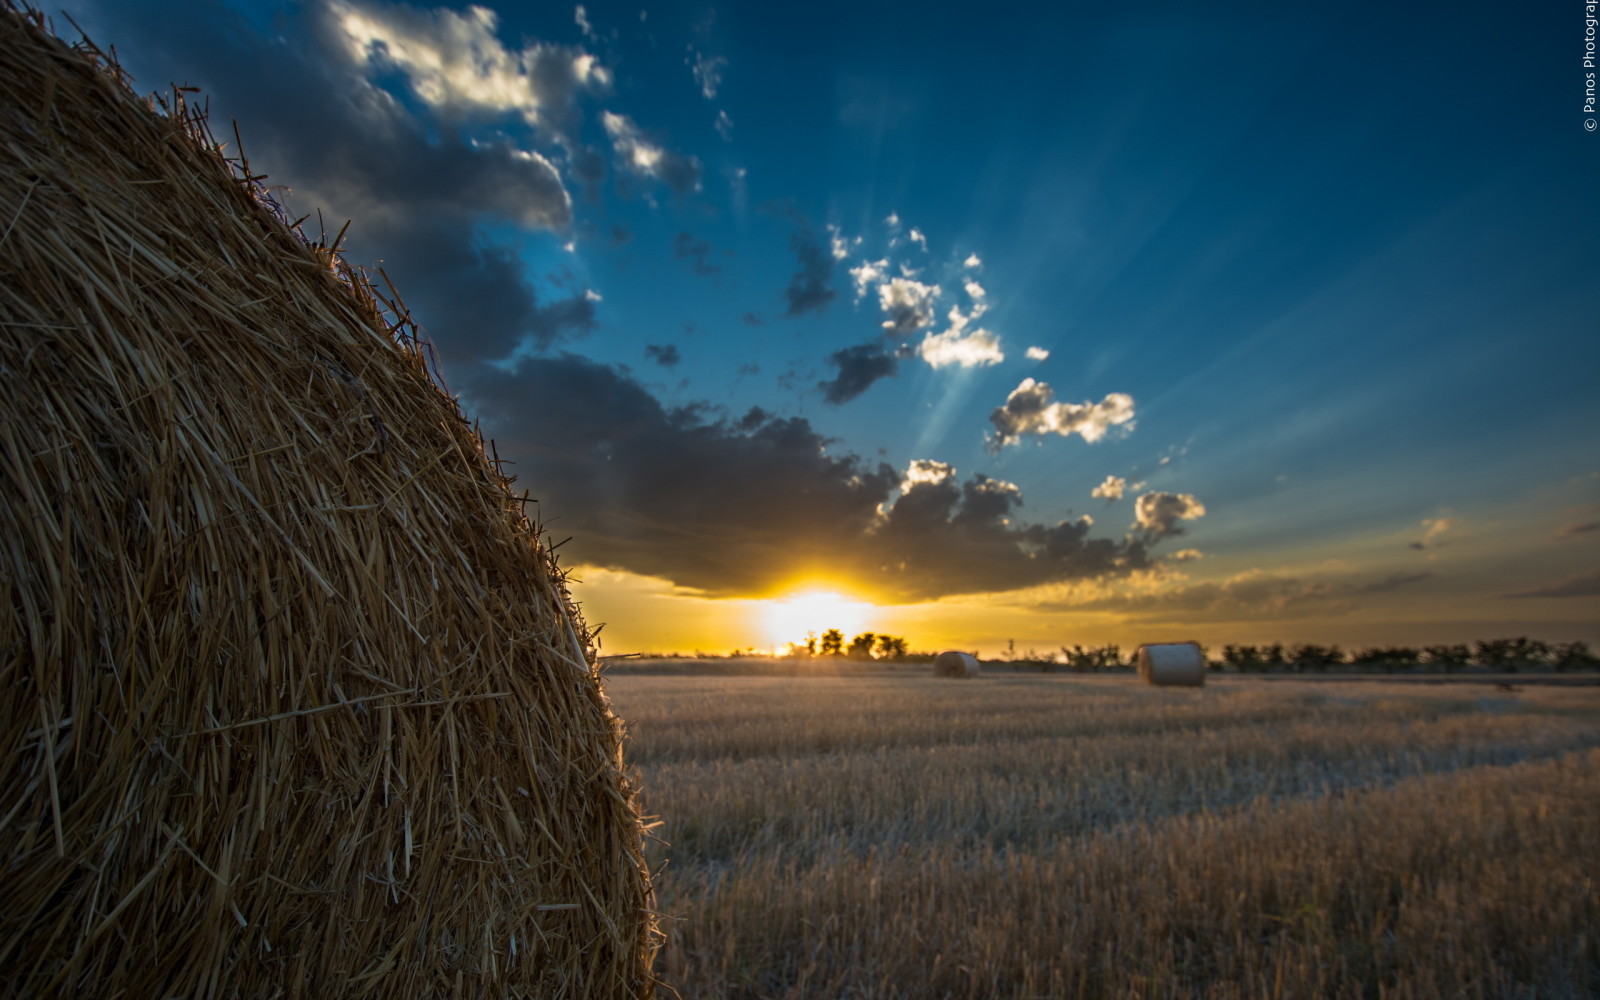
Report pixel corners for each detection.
[601,111,702,193]
[1503,569,1600,599]
[673,231,719,276]
[644,343,681,367]
[1408,515,1456,551]
[687,48,726,99]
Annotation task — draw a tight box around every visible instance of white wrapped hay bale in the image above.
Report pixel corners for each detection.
[1135,642,1207,687]
[933,650,982,678]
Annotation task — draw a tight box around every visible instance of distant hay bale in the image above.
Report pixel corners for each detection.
[933,650,982,678]
[1134,642,1208,687]
[0,9,654,998]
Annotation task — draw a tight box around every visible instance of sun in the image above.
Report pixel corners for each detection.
[758,589,874,650]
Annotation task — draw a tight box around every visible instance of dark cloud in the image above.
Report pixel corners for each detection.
[464,355,897,595]
[644,343,681,367]
[673,231,718,277]
[465,356,1168,601]
[75,0,593,365]
[1556,520,1600,539]
[866,471,1151,599]
[1503,570,1600,599]
[818,343,898,405]
[741,311,764,326]
[784,231,837,316]
[1353,571,1436,594]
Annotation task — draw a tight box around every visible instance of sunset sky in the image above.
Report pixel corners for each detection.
[63,0,1599,655]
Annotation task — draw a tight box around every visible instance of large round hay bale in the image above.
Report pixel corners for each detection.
[0,11,654,998]
[1135,642,1207,687]
[932,650,981,678]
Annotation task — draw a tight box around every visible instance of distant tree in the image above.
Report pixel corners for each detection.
[847,632,878,659]
[1263,643,1286,670]
[1290,644,1343,672]
[803,632,818,656]
[875,635,908,660]
[1062,644,1122,673]
[1423,644,1471,673]
[1553,641,1599,672]
[1223,645,1263,673]
[1351,646,1422,671]
[820,629,844,656]
[1475,637,1551,672]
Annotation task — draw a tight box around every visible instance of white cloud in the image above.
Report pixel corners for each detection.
[849,257,889,302]
[990,380,1136,448]
[963,278,987,308]
[1171,549,1204,561]
[1133,492,1207,539]
[601,111,702,192]
[1025,346,1050,361]
[878,277,941,336]
[963,253,982,268]
[574,4,594,38]
[917,327,1004,369]
[828,225,861,261]
[908,227,927,250]
[901,458,956,492]
[715,109,734,140]
[1091,475,1126,500]
[584,288,603,302]
[331,0,608,138]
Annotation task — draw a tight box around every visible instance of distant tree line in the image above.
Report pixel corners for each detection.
[1214,638,1597,673]
[799,630,910,660]
[787,631,1598,672]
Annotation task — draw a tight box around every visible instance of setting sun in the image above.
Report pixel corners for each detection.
[759,589,874,649]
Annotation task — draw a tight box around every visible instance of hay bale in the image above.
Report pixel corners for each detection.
[1134,642,1208,687]
[932,650,981,678]
[0,9,654,998]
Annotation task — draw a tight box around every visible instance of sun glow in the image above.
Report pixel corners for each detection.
[759,589,874,650]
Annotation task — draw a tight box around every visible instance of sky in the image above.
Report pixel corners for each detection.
[57,0,1600,656]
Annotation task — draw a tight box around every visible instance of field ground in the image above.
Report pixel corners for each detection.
[603,670,1600,999]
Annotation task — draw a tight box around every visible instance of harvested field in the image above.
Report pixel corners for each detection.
[608,673,1600,999]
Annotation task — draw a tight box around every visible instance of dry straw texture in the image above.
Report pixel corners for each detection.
[0,7,655,997]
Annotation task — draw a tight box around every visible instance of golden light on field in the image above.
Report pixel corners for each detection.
[758,589,874,649]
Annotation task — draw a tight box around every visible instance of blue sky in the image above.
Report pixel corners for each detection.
[59,0,1600,652]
